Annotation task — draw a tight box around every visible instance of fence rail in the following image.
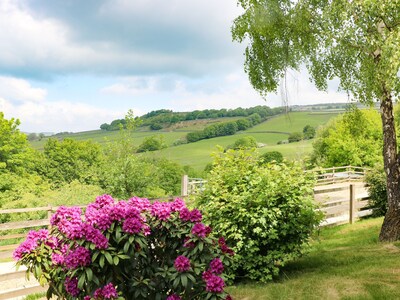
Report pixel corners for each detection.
[314,182,372,226]
[312,165,370,186]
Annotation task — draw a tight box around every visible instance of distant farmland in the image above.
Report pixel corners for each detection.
[29,111,339,171]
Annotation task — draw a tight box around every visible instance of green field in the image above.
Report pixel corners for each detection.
[228,217,400,300]
[29,111,339,171]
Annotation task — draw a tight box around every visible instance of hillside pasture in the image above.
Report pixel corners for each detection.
[29,111,339,170]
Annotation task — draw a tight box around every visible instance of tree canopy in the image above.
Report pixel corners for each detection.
[233,0,400,241]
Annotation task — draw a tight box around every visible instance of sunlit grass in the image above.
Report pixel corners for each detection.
[228,218,400,300]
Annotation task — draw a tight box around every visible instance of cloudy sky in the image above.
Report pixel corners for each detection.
[0,0,348,133]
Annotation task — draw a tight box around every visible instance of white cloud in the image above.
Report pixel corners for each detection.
[0,76,47,103]
[1,98,128,133]
[0,76,132,133]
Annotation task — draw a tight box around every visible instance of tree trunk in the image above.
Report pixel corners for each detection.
[379,92,400,242]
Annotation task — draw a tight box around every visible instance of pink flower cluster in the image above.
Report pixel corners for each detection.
[64,246,91,269]
[191,223,212,238]
[86,283,118,300]
[203,272,225,293]
[174,255,191,272]
[209,258,224,274]
[179,208,202,222]
[13,229,49,260]
[202,257,226,294]
[65,276,80,297]
[151,198,186,221]
[86,195,149,236]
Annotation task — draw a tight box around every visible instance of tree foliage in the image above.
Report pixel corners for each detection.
[310,108,382,167]
[232,0,400,241]
[42,138,103,185]
[0,112,37,174]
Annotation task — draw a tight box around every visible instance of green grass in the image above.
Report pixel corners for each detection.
[228,217,400,300]
[250,111,338,133]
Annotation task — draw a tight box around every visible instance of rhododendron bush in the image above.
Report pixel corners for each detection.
[14,195,233,300]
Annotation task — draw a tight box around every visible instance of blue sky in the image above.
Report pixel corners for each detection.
[0,0,348,133]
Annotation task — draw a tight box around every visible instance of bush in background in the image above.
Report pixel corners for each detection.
[365,164,387,217]
[226,136,257,150]
[137,135,167,153]
[259,151,283,164]
[288,132,303,143]
[196,149,322,282]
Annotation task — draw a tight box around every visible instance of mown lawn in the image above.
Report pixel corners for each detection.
[228,217,400,300]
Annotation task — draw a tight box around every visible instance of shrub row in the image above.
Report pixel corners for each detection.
[186,114,262,143]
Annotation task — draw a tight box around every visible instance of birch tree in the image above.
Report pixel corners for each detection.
[232,0,400,241]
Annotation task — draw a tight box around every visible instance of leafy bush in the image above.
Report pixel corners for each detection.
[365,164,387,217]
[150,123,163,130]
[288,132,303,143]
[226,136,257,150]
[259,151,283,164]
[196,149,321,282]
[137,135,167,153]
[15,196,234,300]
[303,125,316,139]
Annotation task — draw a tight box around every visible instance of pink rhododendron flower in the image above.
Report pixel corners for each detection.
[174,255,191,272]
[151,201,172,220]
[93,283,118,299]
[65,246,91,269]
[122,217,143,234]
[192,223,211,238]
[209,258,224,274]
[170,198,186,212]
[13,229,49,260]
[65,277,80,297]
[205,274,225,293]
[128,197,151,212]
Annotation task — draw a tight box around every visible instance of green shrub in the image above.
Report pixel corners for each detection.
[196,149,322,282]
[365,164,387,217]
[259,151,283,164]
[137,135,167,153]
[150,123,163,130]
[226,136,257,150]
[303,125,316,139]
[288,132,303,143]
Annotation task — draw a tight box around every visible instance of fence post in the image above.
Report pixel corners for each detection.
[181,175,189,197]
[349,184,356,224]
[47,205,52,229]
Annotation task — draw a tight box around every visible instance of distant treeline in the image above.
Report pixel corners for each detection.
[100,106,284,131]
[186,113,265,143]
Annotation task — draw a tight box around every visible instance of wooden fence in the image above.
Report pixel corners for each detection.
[312,166,372,226]
[312,165,370,186]
[0,206,56,299]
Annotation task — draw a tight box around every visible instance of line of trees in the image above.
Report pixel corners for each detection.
[0,113,194,210]
[100,105,284,131]
[186,113,265,143]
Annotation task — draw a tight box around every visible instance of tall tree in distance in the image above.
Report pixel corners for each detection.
[232,0,400,241]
